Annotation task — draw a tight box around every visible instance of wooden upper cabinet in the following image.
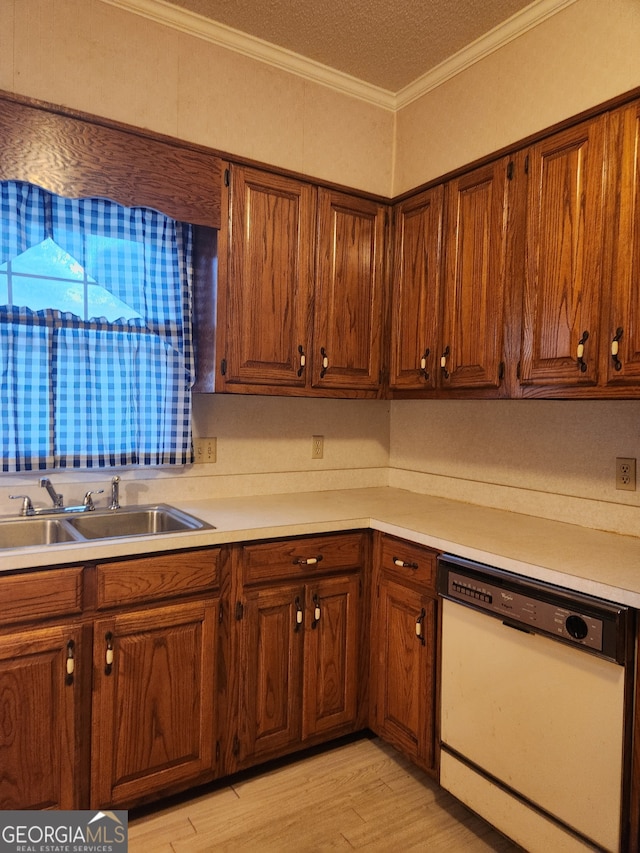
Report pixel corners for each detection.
[223,165,315,388]
[604,99,640,386]
[520,116,607,388]
[389,186,444,391]
[313,189,387,392]
[440,159,510,392]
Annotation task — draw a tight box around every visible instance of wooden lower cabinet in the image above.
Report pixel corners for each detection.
[370,534,439,776]
[0,623,84,810]
[90,598,218,808]
[236,533,365,769]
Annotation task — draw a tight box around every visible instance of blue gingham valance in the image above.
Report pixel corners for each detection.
[0,181,195,471]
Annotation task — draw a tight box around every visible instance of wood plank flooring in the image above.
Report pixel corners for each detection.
[129,735,522,852]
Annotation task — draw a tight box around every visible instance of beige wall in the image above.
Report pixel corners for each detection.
[2,0,640,538]
[0,0,394,196]
[394,0,640,194]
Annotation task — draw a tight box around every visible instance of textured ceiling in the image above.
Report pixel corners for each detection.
[163,0,535,91]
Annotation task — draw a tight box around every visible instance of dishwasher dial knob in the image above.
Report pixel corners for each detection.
[565,614,588,640]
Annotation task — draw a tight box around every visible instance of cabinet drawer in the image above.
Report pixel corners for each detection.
[96,548,220,609]
[380,536,437,590]
[243,533,365,584]
[0,567,83,626]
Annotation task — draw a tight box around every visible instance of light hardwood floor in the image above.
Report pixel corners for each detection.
[129,735,522,852]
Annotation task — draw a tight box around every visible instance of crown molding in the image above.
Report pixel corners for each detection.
[99,0,578,112]
[396,0,579,108]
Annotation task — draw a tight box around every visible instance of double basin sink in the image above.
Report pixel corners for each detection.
[0,505,214,550]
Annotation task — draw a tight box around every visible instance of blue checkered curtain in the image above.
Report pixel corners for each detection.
[0,181,195,471]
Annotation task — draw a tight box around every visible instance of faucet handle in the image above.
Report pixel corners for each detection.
[83,489,104,510]
[9,495,34,516]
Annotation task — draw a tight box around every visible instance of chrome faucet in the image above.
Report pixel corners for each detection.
[40,478,64,508]
[109,475,121,510]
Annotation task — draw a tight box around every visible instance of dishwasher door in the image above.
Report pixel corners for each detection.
[440,597,627,853]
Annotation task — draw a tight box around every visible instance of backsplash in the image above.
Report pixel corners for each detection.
[2,396,640,538]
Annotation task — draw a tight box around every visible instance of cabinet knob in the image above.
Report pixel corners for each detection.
[611,327,623,372]
[297,344,306,377]
[440,345,450,380]
[420,348,430,380]
[415,608,426,645]
[393,556,418,570]
[294,596,303,631]
[320,347,329,378]
[312,593,321,628]
[105,632,114,675]
[293,555,323,566]
[576,330,589,373]
[65,640,75,686]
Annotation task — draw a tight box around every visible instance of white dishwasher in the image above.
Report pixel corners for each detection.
[437,554,633,853]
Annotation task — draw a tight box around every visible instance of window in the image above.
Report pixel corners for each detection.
[0,181,195,471]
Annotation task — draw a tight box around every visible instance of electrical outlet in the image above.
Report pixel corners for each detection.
[312,435,324,460]
[194,437,217,464]
[616,457,636,491]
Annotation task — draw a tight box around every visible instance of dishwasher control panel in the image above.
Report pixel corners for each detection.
[448,572,604,652]
[438,554,628,664]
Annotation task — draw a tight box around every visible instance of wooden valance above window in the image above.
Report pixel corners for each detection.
[0,93,222,228]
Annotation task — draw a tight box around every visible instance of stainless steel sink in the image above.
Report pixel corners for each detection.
[65,504,214,540]
[0,517,82,548]
[0,504,213,549]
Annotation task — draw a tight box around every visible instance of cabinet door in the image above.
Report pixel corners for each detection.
[373,579,436,773]
[520,116,606,388]
[303,574,360,739]
[0,624,82,809]
[440,159,510,391]
[91,599,216,808]
[238,584,304,764]
[605,100,640,386]
[389,186,444,391]
[222,165,315,388]
[314,188,387,392]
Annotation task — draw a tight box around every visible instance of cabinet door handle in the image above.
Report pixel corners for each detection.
[105,632,114,676]
[612,327,623,372]
[66,639,75,686]
[297,344,306,377]
[294,596,303,632]
[440,345,450,380]
[312,593,321,629]
[415,608,426,645]
[393,556,418,570]
[320,347,329,378]
[576,330,589,373]
[293,555,323,566]
[420,348,430,380]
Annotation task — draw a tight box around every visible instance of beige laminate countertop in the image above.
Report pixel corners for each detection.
[2,486,640,607]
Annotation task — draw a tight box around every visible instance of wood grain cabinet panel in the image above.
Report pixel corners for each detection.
[520,116,607,389]
[389,186,443,391]
[221,166,315,388]
[370,533,439,777]
[236,534,364,769]
[313,189,386,392]
[238,583,304,763]
[91,599,217,808]
[0,624,83,809]
[440,159,511,393]
[373,580,436,773]
[604,99,640,387]
[217,165,388,397]
[303,574,359,739]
